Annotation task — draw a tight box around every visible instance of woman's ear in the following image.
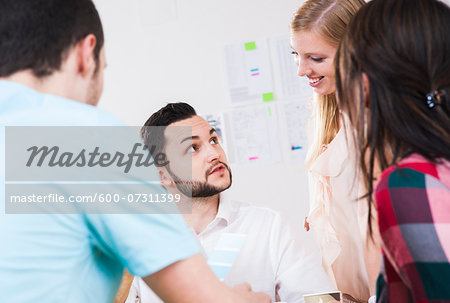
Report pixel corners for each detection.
[362,73,370,108]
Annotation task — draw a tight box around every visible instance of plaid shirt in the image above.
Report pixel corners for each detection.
[375,154,450,302]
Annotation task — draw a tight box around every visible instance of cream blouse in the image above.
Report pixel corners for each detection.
[307,119,380,301]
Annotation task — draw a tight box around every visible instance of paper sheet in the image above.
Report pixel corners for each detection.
[229,104,281,165]
[224,39,274,106]
[280,100,310,160]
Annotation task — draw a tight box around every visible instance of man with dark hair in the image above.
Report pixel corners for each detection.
[126,102,334,302]
[0,0,104,79]
[0,1,269,303]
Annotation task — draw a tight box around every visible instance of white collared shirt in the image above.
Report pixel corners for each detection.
[126,192,334,303]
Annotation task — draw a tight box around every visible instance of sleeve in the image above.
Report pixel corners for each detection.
[375,168,415,302]
[79,126,200,278]
[376,254,411,303]
[85,212,199,277]
[84,183,199,278]
[270,212,335,303]
[375,166,450,302]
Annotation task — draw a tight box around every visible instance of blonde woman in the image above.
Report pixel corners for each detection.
[290,0,380,301]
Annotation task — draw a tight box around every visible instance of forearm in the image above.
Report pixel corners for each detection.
[143,254,269,303]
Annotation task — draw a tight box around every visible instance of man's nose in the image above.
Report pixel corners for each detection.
[206,145,219,163]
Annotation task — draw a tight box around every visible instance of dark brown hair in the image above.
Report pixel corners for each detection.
[141,102,197,156]
[0,0,104,77]
[335,0,450,235]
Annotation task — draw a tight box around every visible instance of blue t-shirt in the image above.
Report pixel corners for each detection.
[0,80,199,303]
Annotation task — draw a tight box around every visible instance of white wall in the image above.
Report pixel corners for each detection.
[93,0,313,240]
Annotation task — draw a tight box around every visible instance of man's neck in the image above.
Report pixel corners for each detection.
[183,194,220,235]
[1,70,77,101]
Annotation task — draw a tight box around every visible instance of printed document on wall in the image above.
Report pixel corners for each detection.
[270,35,313,100]
[280,100,310,161]
[224,39,275,106]
[229,105,281,165]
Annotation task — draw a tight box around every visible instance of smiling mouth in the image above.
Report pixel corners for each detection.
[308,76,324,84]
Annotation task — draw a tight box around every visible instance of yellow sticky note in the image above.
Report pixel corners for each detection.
[245,41,256,51]
[262,92,274,102]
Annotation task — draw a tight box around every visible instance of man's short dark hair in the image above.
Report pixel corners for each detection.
[0,0,104,77]
[141,102,197,155]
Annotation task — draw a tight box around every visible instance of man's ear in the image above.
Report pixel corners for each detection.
[158,167,174,187]
[362,72,370,108]
[76,34,97,77]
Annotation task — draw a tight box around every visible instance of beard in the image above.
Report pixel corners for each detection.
[166,161,232,198]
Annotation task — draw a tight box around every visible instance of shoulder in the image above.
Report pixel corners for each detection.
[231,200,281,222]
[0,81,124,126]
[224,199,287,234]
[375,154,449,194]
[309,126,357,177]
[375,154,450,232]
[228,201,303,247]
[42,94,125,126]
[226,200,304,251]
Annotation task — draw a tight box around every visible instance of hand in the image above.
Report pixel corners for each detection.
[341,293,366,303]
[233,283,271,303]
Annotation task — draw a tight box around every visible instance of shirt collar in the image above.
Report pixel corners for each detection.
[197,191,235,237]
[215,191,234,225]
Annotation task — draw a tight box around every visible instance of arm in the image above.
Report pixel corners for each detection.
[143,254,270,303]
[375,168,417,302]
[375,165,450,302]
[114,270,134,303]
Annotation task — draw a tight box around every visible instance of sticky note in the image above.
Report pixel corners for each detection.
[262,92,274,102]
[245,41,256,51]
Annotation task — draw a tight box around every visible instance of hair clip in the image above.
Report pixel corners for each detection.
[426,89,448,109]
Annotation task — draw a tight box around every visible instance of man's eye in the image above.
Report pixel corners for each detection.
[187,145,198,153]
[210,137,219,144]
[291,51,298,56]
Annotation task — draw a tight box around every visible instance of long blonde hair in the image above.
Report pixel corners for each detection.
[291,0,365,167]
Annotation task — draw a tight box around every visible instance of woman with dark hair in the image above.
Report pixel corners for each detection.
[335,0,450,301]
